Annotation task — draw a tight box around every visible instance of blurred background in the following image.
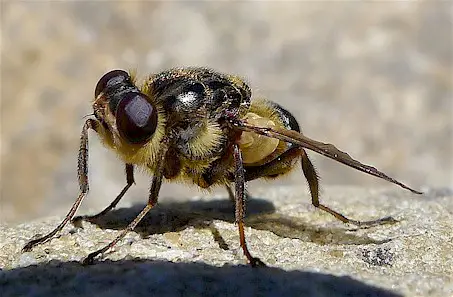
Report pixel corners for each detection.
[1,1,451,223]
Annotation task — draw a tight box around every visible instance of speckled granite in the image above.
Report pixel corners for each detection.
[1,186,452,297]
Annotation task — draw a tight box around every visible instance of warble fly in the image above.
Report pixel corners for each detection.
[23,67,422,266]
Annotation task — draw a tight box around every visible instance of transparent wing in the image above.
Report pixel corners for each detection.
[236,121,422,195]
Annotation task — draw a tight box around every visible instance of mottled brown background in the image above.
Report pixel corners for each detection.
[1,1,452,223]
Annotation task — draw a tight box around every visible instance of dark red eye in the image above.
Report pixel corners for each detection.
[95,70,129,98]
[116,92,158,144]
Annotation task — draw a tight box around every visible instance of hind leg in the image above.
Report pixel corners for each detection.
[300,149,396,227]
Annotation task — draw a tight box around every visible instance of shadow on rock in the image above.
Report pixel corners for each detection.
[77,196,388,247]
[0,259,402,297]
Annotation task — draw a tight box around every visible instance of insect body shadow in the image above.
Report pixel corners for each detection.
[81,196,389,249]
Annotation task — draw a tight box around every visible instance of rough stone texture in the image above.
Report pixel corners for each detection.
[1,186,452,297]
[1,2,452,223]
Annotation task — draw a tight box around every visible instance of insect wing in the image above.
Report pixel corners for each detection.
[237,121,422,195]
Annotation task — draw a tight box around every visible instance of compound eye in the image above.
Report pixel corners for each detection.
[116,92,158,144]
[95,70,129,98]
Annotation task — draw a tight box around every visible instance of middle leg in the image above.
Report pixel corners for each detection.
[233,143,266,267]
[72,164,135,226]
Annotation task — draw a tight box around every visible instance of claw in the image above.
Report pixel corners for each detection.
[249,257,267,268]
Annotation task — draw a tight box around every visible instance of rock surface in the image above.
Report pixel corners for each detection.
[1,186,452,297]
[2,2,452,223]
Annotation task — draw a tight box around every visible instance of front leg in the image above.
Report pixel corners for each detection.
[23,119,99,252]
[82,140,169,265]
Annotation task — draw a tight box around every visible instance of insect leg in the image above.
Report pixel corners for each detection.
[243,146,301,181]
[72,164,135,226]
[82,142,169,265]
[300,149,397,227]
[233,144,266,267]
[227,147,301,204]
[22,119,99,252]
